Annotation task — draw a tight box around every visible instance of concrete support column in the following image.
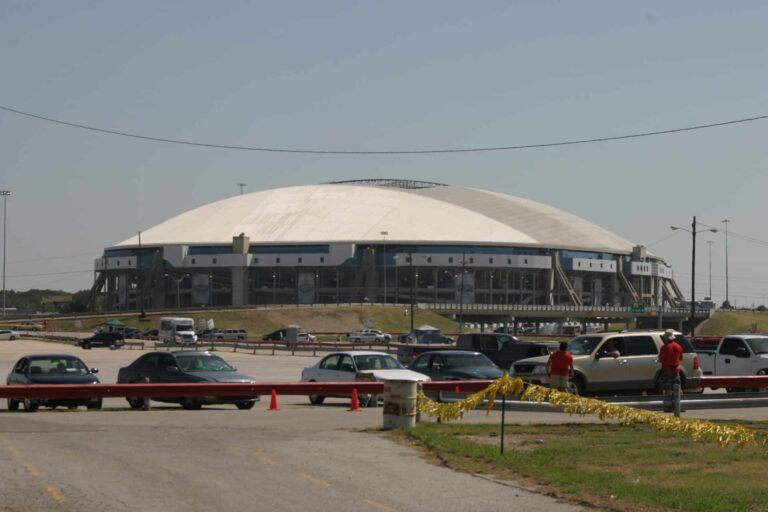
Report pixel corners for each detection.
[231,268,246,307]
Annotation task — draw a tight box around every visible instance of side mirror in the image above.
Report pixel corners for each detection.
[735,347,750,358]
[167,366,180,373]
[90,368,99,374]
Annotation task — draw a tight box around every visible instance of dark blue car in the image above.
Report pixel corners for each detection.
[409,350,504,381]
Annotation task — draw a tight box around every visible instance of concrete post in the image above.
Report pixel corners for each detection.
[382,380,418,430]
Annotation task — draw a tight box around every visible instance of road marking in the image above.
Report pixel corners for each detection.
[44,484,66,504]
[298,472,331,487]
[364,499,398,512]
[23,463,40,477]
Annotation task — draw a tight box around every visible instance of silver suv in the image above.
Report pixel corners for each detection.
[510,330,702,395]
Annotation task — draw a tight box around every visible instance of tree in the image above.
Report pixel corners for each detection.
[721,300,732,310]
[70,290,92,313]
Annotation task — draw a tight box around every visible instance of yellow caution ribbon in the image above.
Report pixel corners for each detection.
[417,374,760,449]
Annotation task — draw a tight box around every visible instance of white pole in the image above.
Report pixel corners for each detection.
[1,191,9,317]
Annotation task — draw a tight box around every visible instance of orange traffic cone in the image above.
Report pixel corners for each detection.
[349,389,360,412]
[268,389,279,411]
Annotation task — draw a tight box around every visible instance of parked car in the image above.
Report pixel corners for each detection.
[0,329,19,341]
[10,321,44,332]
[697,334,768,391]
[409,350,504,381]
[210,329,247,341]
[6,354,102,411]
[77,331,125,349]
[116,351,259,410]
[198,329,223,339]
[347,329,392,343]
[300,351,430,406]
[262,328,316,342]
[142,329,160,338]
[510,330,702,395]
[119,327,143,339]
[398,325,452,344]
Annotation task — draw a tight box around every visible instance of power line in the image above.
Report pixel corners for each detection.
[2,104,768,155]
[5,270,92,278]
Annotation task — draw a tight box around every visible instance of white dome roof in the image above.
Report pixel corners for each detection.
[115,184,636,254]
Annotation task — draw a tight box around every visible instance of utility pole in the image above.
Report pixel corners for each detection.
[722,219,730,307]
[458,253,466,333]
[138,231,146,317]
[381,231,388,304]
[706,240,713,301]
[1,190,9,317]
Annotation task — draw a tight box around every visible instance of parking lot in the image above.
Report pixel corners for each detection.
[0,339,765,512]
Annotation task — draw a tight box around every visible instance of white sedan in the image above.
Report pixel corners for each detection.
[347,329,392,343]
[301,351,429,406]
[0,329,19,341]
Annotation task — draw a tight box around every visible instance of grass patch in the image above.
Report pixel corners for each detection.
[696,311,768,336]
[390,422,768,512]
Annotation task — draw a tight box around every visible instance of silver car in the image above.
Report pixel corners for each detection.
[510,330,702,395]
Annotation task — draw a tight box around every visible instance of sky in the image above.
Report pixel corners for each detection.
[1,1,767,307]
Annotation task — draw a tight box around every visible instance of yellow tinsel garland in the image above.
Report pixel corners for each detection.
[417,374,760,449]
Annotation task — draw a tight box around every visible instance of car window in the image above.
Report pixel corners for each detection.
[477,335,500,351]
[159,354,177,368]
[354,354,403,370]
[445,353,496,369]
[432,355,446,370]
[411,355,431,370]
[339,355,355,372]
[28,357,89,375]
[746,337,768,355]
[137,354,162,370]
[719,337,747,356]
[319,354,341,370]
[597,337,625,356]
[176,354,234,371]
[673,334,696,353]
[567,336,604,355]
[625,336,658,356]
[13,358,27,373]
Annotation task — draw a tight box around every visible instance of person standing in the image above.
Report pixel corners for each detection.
[658,329,684,412]
[547,341,574,392]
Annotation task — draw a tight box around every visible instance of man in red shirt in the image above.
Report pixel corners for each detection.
[547,342,574,392]
[658,329,684,411]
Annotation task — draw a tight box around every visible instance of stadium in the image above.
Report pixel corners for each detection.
[94,179,683,312]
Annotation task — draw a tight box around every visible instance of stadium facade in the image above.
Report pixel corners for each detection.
[94,180,684,311]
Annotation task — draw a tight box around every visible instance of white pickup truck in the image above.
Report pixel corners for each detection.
[697,334,768,380]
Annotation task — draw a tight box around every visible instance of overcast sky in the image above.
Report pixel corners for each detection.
[1,1,767,307]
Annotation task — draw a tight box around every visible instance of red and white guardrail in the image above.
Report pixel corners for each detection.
[0,376,765,400]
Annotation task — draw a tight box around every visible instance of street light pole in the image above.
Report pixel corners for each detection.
[381,231,388,304]
[706,240,713,300]
[671,216,717,338]
[1,190,9,317]
[722,219,730,307]
[409,249,415,334]
[458,253,466,333]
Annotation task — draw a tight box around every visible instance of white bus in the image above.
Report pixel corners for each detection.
[159,317,197,344]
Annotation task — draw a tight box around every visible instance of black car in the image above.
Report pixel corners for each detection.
[116,351,259,410]
[78,331,125,349]
[6,354,102,412]
[409,350,504,381]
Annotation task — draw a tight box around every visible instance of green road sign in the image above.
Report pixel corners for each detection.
[630,303,646,314]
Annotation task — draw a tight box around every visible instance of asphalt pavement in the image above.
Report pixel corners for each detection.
[0,338,766,511]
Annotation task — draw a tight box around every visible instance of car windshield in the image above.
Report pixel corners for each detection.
[176,355,235,372]
[29,357,89,375]
[567,336,604,356]
[444,353,496,369]
[747,337,768,355]
[353,354,403,370]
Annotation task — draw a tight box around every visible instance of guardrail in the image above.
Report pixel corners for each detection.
[0,380,492,400]
[152,339,400,356]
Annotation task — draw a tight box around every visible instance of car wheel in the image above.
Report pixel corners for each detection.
[88,399,103,410]
[82,342,91,350]
[236,401,255,410]
[9,335,16,340]
[181,398,202,410]
[753,369,768,392]
[7,398,19,411]
[127,397,145,409]
[23,398,39,412]
[567,376,585,395]
[308,394,325,405]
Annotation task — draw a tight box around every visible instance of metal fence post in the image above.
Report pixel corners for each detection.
[673,382,682,417]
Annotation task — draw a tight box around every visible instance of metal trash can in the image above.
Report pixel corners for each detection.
[382,380,418,430]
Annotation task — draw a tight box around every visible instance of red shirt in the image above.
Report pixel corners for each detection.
[548,350,573,376]
[659,340,684,374]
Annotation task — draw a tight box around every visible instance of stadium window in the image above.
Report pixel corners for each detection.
[524,259,528,264]
[320,257,325,263]
[298,257,303,263]
[213,258,217,264]
[276,257,281,263]
[427,257,432,263]
[577,262,581,267]
[489,258,493,264]
[191,258,196,264]
[507,258,511,264]
[406,256,411,263]
[254,258,259,264]
[469,257,474,264]
[117,261,120,267]
[448,257,453,263]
